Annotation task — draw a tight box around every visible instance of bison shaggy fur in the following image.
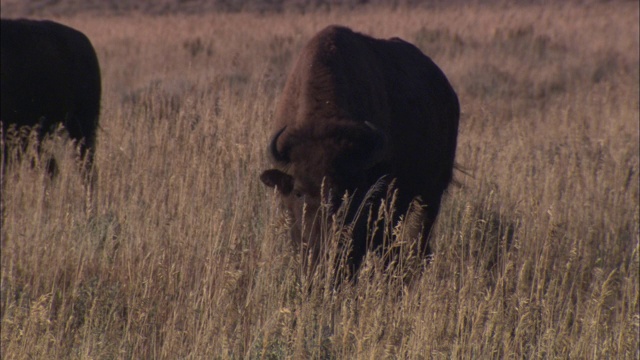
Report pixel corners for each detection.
[261,25,460,273]
[1,19,101,172]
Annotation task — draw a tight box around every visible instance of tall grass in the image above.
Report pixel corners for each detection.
[1,3,638,358]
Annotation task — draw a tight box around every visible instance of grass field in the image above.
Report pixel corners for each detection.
[1,2,639,358]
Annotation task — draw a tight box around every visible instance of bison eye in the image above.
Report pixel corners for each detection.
[294,190,303,198]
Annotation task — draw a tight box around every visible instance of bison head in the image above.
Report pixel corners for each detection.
[260,122,387,249]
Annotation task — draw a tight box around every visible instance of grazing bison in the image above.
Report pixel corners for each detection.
[1,19,101,173]
[260,25,459,272]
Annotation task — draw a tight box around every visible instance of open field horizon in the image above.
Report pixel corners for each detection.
[1,2,639,358]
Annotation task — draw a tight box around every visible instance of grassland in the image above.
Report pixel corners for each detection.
[1,2,639,359]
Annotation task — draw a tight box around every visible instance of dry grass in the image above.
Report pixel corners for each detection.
[1,2,639,359]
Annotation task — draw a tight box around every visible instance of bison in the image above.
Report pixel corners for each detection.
[1,19,101,174]
[260,25,459,273]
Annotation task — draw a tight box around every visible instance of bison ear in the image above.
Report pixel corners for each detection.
[260,169,294,195]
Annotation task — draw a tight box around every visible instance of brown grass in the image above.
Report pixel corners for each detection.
[1,2,639,359]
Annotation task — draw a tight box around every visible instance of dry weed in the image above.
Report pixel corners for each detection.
[1,2,638,358]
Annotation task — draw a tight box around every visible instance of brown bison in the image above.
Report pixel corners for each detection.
[1,19,101,173]
[260,25,459,272]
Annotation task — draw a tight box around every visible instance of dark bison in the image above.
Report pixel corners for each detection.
[260,25,459,272]
[1,19,101,173]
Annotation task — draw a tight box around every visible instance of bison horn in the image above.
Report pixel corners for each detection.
[269,126,289,163]
[362,121,387,169]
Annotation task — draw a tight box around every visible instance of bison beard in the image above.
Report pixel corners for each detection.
[261,25,459,276]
